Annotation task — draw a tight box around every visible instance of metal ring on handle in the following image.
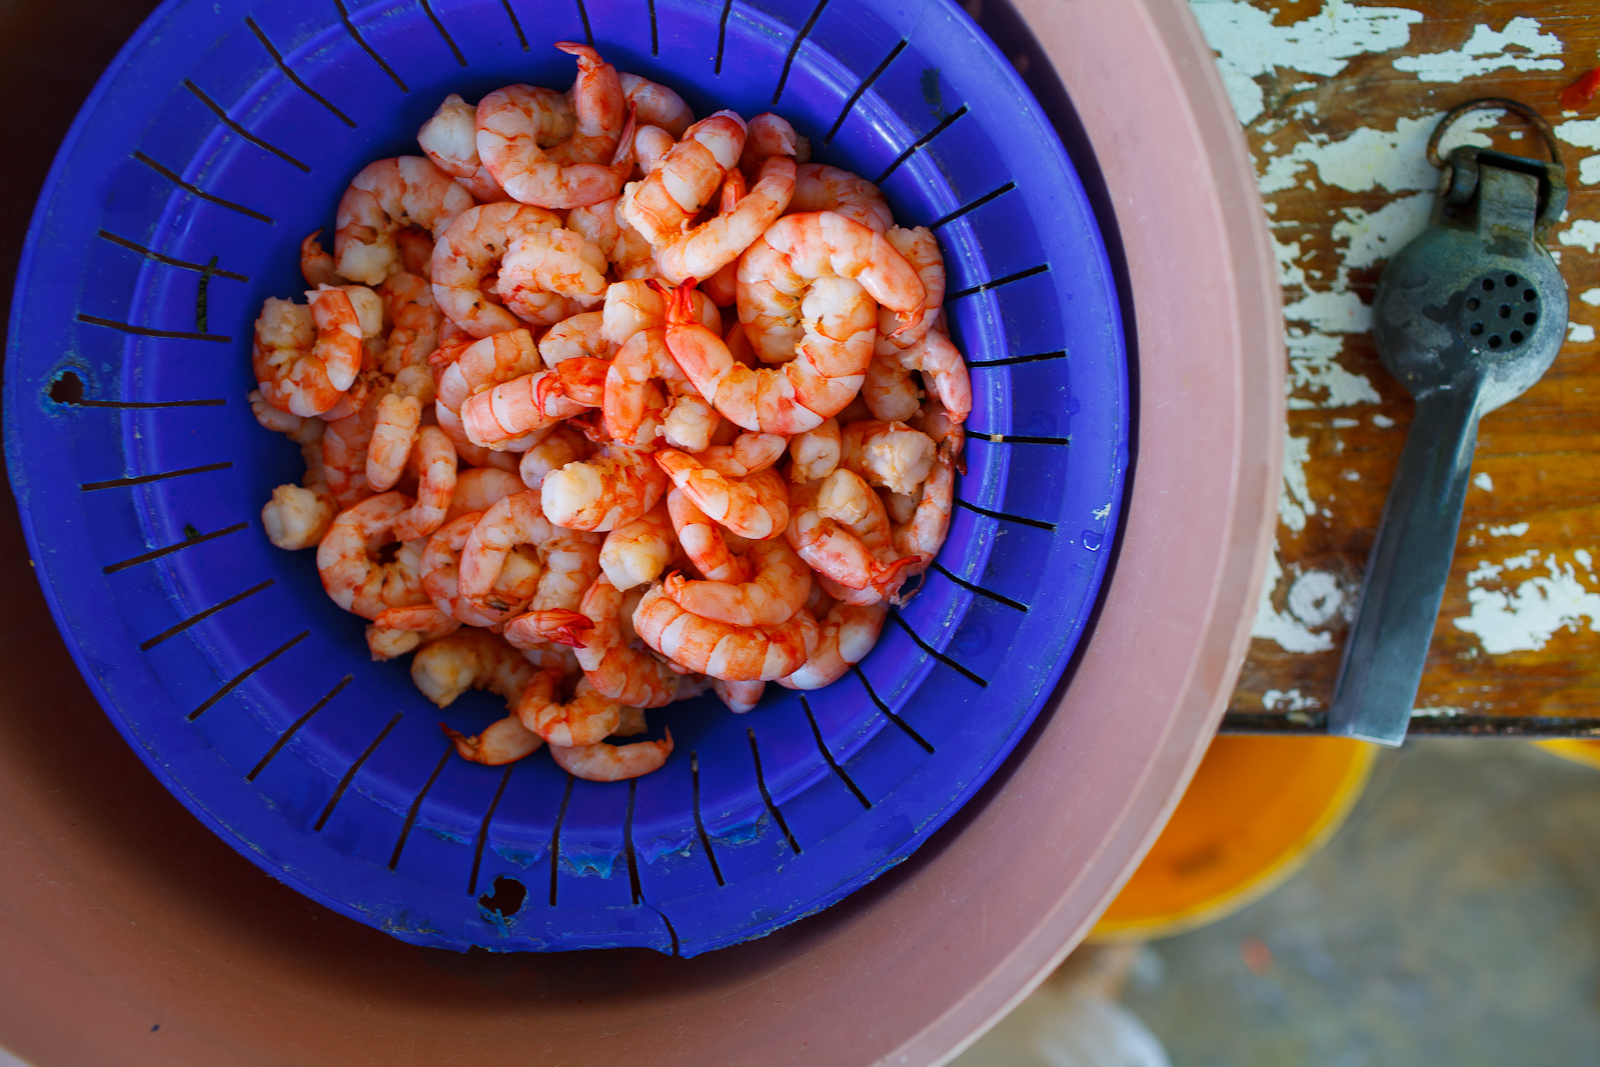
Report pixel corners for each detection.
[1426,97,1563,169]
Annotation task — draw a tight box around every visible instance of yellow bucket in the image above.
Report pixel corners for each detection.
[1531,739,1600,770]
[1091,735,1377,941]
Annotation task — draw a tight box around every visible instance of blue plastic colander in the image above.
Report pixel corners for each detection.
[5,0,1126,957]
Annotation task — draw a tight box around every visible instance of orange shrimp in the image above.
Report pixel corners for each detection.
[738,112,807,180]
[667,486,749,583]
[713,679,765,713]
[619,110,746,247]
[602,325,719,451]
[422,512,533,627]
[567,197,655,279]
[632,584,817,682]
[252,287,364,417]
[619,72,694,137]
[518,425,592,490]
[549,731,674,781]
[892,447,955,581]
[599,500,676,590]
[316,492,432,619]
[777,600,887,689]
[654,450,789,539]
[568,575,685,707]
[367,603,461,661]
[788,416,842,483]
[459,356,607,448]
[516,671,622,747]
[656,155,797,287]
[334,156,475,285]
[430,202,567,337]
[785,470,913,605]
[841,419,936,495]
[445,466,525,521]
[788,163,893,234]
[377,270,443,373]
[540,443,669,531]
[601,278,721,347]
[662,536,811,626]
[393,425,458,541]
[476,44,633,208]
[418,630,546,765]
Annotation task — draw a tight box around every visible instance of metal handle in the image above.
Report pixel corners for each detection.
[1328,382,1484,745]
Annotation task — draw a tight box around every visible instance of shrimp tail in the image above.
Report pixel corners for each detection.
[528,608,596,647]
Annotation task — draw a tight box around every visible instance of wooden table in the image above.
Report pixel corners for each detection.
[1179,1,1600,735]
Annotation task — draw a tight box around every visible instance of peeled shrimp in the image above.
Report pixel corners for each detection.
[366,393,422,492]
[321,395,380,507]
[517,671,621,747]
[252,287,363,417]
[739,112,806,178]
[633,584,817,682]
[601,279,721,347]
[378,270,443,373]
[334,156,474,285]
[430,202,567,337]
[693,431,788,478]
[445,466,525,521]
[841,419,936,495]
[737,211,924,366]
[620,110,746,247]
[668,487,749,584]
[418,630,545,766]
[249,388,323,444]
[549,731,674,782]
[567,197,655,279]
[778,600,887,689]
[893,447,955,580]
[602,326,718,451]
[394,425,458,541]
[261,437,337,551]
[620,72,694,137]
[570,575,685,706]
[496,227,609,323]
[654,450,789,540]
[417,92,530,202]
[875,226,944,351]
[446,714,546,766]
[300,229,341,287]
[477,44,632,208]
[458,489,561,599]
[423,513,525,627]
[788,416,842,483]
[663,535,811,626]
[540,443,669,531]
[655,155,797,287]
[316,492,432,619]
[519,425,591,490]
[460,355,607,448]
[786,470,912,605]
[789,164,893,234]
[599,501,675,591]
[367,603,461,661]
[539,310,617,367]
[668,274,873,434]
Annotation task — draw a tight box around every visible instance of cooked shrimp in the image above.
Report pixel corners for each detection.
[540,443,669,531]
[663,535,811,626]
[366,393,422,491]
[656,155,797,286]
[423,512,533,626]
[300,229,342,287]
[519,527,604,644]
[417,92,524,202]
[601,278,721,347]
[316,492,432,619]
[430,202,566,336]
[698,169,747,306]
[788,416,841,482]
[778,600,887,689]
[419,630,545,765]
[737,211,924,366]
[713,678,765,713]
[460,356,607,448]
[633,584,817,681]
[335,156,475,285]
[517,671,621,747]
[891,328,972,423]
[394,425,458,541]
[654,449,789,539]
[518,425,591,489]
[599,501,675,590]
[496,227,609,323]
[602,326,716,450]
[620,110,746,247]
[786,470,912,605]
[571,575,685,706]
[738,112,805,178]
[667,486,749,584]
[549,731,674,781]
[620,72,694,137]
[841,419,936,495]
[632,124,677,176]
[321,394,380,507]
[789,164,893,234]
[378,270,442,373]
[445,466,525,521]
[693,431,788,477]
[669,274,873,434]
[262,438,338,550]
[367,603,461,661]
[249,388,322,443]
[445,714,546,765]
[458,489,560,599]
[892,447,955,581]
[477,44,632,208]
[567,197,655,279]
[538,310,617,366]
[252,287,364,417]
[862,348,921,422]
[916,395,967,473]
[875,226,944,351]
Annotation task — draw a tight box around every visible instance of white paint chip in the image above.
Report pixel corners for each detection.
[1454,551,1600,655]
[1488,522,1530,537]
[1374,414,1397,428]
[1569,323,1596,344]
[1392,16,1563,82]
[1253,550,1337,654]
[1189,0,1422,126]
[1263,689,1322,713]
[1474,472,1494,491]
[1559,220,1600,253]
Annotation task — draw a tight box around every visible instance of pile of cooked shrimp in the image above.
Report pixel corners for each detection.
[248,42,969,784]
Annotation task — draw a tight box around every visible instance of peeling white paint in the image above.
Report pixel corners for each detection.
[1559,219,1600,253]
[1570,323,1596,344]
[1582,288,1600,307]
[1189,0,1422,126]
[1257,113,1495,196]
[1279,429,1315,532]
[1455,551,1600,655]
[1392,17,1564,82]
[1287,569,1351,628]
[1263,688,1322,712]
[1488,522,1530,537]
[1374,414,1397,428]
[1253,549,1338,654]
[1474,471,1493,491]
[1413,705,1467,717]
[1556,117,1600,184]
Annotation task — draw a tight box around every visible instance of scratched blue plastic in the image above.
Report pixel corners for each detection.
[5,0,1126,955]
